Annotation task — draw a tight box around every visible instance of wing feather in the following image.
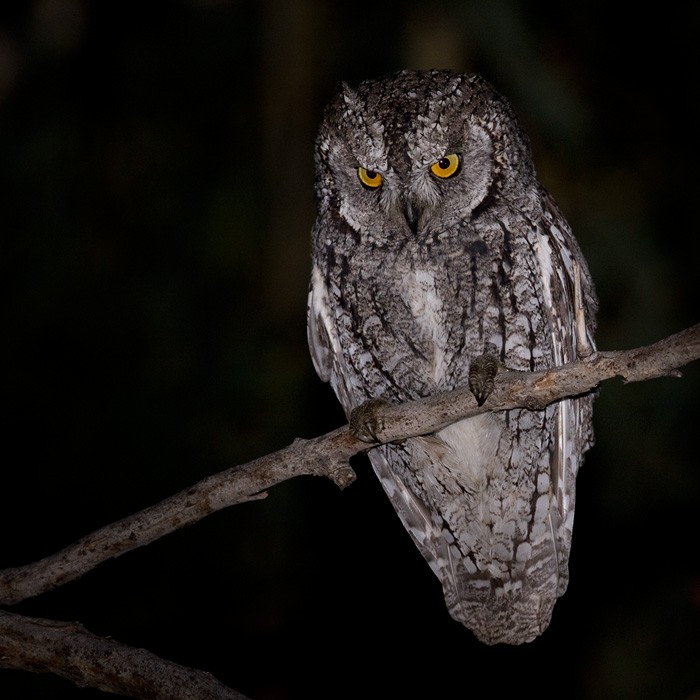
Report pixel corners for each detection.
[537,191,597,592]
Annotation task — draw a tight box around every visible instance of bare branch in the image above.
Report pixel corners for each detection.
[0,430,357,606]
[347,322,699,443]
[1,323,697,606]
[0,610,248,699]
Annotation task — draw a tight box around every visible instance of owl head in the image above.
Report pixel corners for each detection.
[314,70,536,246]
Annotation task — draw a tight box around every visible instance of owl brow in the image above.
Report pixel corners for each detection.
[405,132,455,170]
[407,112,460,168]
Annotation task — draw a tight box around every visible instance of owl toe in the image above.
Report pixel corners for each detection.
[349,398,391,442]
[468,353,501,406]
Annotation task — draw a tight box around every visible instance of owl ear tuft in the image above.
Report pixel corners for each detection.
[340,82,360,113]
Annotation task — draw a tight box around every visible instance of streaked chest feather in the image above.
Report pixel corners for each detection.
[400,268,451,385]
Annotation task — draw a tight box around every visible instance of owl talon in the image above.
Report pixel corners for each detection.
[469,353,501,406]
[349,399,390,443]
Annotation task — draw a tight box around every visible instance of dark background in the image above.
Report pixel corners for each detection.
[1,2,698,698]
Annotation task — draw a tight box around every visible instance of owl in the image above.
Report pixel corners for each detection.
[307,70,597,645]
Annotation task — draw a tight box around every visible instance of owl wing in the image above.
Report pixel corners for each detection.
[307,264,358,414]
[367,436,481,619]
[307,265,334,384]
[368,444,453,581]
[536,191,597,592]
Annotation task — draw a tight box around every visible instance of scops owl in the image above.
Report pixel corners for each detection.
[307,70,597,644]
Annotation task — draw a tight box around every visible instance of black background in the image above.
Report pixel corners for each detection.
[1,2,698,698]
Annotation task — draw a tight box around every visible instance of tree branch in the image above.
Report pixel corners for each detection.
[0,610,249,699]
[0,322,697,698]
[364,322,700,442]
[1,323,698,606]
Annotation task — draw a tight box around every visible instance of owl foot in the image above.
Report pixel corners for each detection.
[349,398,391,443]
[468,353,501,406]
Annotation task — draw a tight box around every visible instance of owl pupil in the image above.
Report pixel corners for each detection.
[366,170,377,179]
[438,158,450,170]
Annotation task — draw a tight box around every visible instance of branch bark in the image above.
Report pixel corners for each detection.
[1,322,698,698]
[0,610,248,699]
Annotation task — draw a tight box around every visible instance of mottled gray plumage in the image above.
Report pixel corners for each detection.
[307,70,597,644]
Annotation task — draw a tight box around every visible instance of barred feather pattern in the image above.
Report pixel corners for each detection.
[307,70,597,644]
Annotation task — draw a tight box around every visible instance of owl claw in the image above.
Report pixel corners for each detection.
[468,353,501,406]
[349,398,390,443]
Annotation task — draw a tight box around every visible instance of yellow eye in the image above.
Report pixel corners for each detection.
[430,153,461,179]
[358,166,383,189]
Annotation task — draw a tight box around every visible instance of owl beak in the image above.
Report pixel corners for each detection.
[404,199,421,234]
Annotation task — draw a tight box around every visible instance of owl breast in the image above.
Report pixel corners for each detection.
[321,211,552,403]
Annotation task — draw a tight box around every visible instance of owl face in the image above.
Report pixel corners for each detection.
[314,70,535,246]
